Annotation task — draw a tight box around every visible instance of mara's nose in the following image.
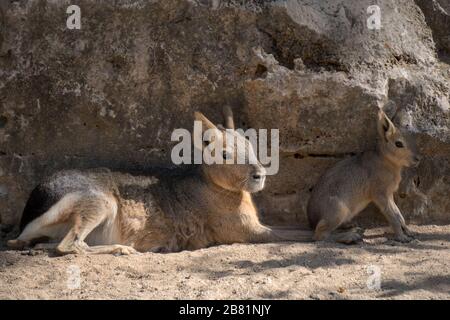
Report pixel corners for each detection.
[252,167,266,180]
[414,155,421,162]
[252,173,262,180]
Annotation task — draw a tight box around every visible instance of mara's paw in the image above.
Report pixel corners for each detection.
[7,239,29,250]
[112,245,141,256]
[55,243,88,256]
[402,226,416,238]
[339,221,358,230]
[336,232,363,245]
[393,233,414,243]
[351,227,366,236]
[34,243,58,251]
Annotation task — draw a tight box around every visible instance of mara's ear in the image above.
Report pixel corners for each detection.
[194,112,223,151]
[377,109,396,141]
[194,111,218,132]
[222,105,235,130]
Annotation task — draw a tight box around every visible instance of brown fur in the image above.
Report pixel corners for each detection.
[307,109,421,244]
[8,109,312,255]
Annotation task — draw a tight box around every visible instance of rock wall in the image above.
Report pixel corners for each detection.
[0,0,449,226]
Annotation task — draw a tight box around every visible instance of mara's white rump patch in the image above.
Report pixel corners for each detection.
[18,192,83,241]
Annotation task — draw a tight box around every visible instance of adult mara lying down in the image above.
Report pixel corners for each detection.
[8,109,312,255]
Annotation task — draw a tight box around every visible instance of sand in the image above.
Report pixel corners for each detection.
[0,225,449,300]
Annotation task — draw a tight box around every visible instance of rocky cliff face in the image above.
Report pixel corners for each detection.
[0,0,449,226]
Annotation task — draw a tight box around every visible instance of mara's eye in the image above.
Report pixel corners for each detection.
[395,141,404,148]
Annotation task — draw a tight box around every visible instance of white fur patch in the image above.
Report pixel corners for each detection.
[18,192,82,241]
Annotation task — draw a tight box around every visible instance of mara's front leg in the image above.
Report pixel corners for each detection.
[212,211,313,245]
[212,221,313,244]
[34,242,139,255]
[248,224,313,243]
[374,195,415,243]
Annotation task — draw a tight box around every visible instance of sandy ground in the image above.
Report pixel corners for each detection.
[0,225,449,300]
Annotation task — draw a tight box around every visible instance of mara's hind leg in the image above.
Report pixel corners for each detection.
[34,242,59,250]
[7,239,31,250]
[57,221,139,256]
[314,219,363,244]
[338,221,365,239]
[250,225,313,243]
[57,223,138,256]
[55,195,138,256]
[313,200,363,244]
[313,219,335,241]
[339,220,364,233]
[332,227,365,244]
[7,193,82,250]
